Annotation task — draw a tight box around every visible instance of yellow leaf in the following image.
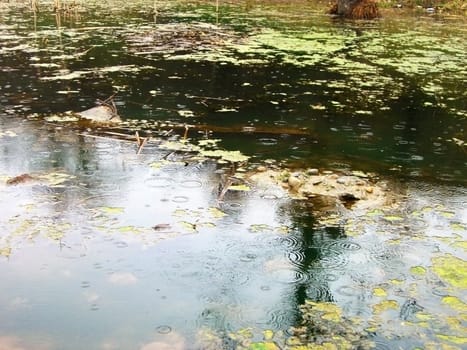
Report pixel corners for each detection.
[432,254,467,289]
[410,266,427,276]
[100,207,124,214]
[228,184,251,191]
[209,207,227,218]
[373,287,387,297]
[373,300,399,314]
[442,296,467,313]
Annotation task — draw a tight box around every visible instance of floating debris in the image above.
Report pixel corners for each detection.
[78,96,121,123]
[6,173,35,186]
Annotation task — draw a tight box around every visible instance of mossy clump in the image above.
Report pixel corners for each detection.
[288,301,374,349]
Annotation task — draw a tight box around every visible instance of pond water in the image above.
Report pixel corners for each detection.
[0,1,466,349]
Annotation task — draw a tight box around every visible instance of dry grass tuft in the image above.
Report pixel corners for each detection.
[350,0,380,19]
[329,0,381,19]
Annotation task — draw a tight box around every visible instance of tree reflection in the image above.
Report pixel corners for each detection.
[279,200,345,323]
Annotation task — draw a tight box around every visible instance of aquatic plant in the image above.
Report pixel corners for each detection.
[288,301,374,349]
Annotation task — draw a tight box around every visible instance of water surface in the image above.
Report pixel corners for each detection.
[0,1,466,349]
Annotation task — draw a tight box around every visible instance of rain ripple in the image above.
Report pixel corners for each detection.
[258,138,278,146]
[336,285,361,297]
[265,265,309,284]
[171,195,189,203]
[180,179,203,188]
[317,249,349,271]
[366,243,407,272]
[278,235,302,250]
[220,201,243,212]
[286,251,305,268]
[239,253,257,262]
[267,308,294,330]
[324,240,362,252]
[306,283,334,301]
[145,176,172,188]
[372,338,392,350]
[196,306,230,331]
[155,325,172,334]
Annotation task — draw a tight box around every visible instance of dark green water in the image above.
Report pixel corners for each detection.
[0,1,466,349]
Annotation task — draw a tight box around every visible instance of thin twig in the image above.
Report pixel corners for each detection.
[135,131,149,155]
[77,133,133,143]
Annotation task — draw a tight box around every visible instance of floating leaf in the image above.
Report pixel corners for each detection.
[373,300,399,314]
[44,114,80,122]
[389,279,404,285]
[149,160,170,169]
[160,140,200,152]
[228,184,251,191]
[178,109,195,118]
[451,241,467,252]
[172,209,188,217]
[48,229,65,240]
[306,301,342,323]
[383,215,404,222]
[179,221,197,232]
[432,254,467,289]
[439,211,455,219]
[198,139,221,147]
[209,207,227,218]
[118,226,141,233]
[451,138,465,147]
[373,287,387,297]
[38,172,75,186]
[410,266,427,276]
[248,342,280,350]
[415,312,434,322]
[216,107,238,112]
[446,316,466,331]
[450,223,466,232]
[442,296,467,313]
[99,207,124,214]
[262,330,274,341]
[276,226,291,234]
[40,70,89,81]
[236,328,254,339]
[47,223,71,240]
[310,104,326,110]
[249,224,274,233]
[200,149,249,163]
[0,247,12,257]
[435,334,467,345]
[197,222,216,229]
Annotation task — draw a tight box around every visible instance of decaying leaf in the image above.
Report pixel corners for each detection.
[6,174,35,185]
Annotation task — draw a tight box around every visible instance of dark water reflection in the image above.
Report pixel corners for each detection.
[0,1,466,349]
[0,1,465,183]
